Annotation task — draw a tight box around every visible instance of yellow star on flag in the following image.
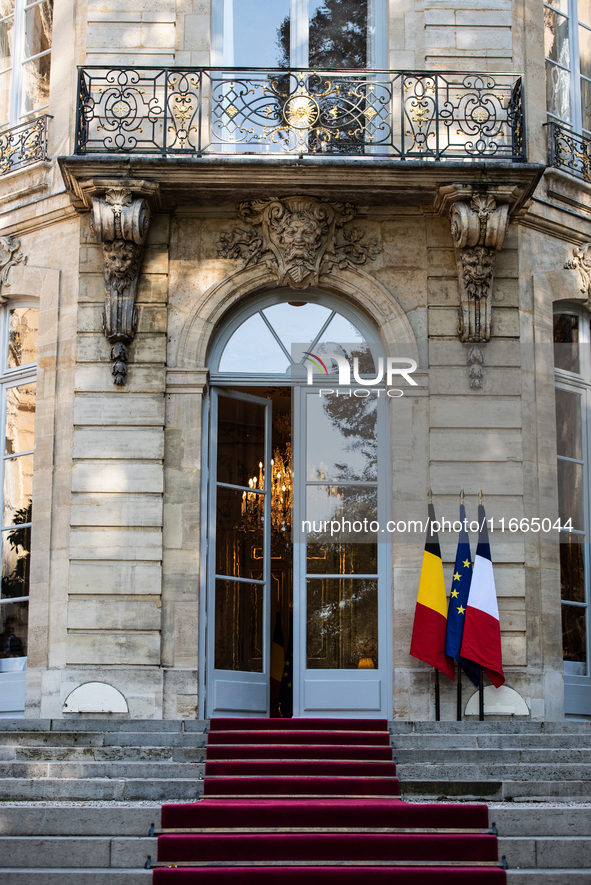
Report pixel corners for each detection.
[453,572,461,581]
[463,559,471,568]
[451,589,459,598]
[457,605,466,615]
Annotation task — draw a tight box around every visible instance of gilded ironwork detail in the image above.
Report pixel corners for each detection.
[76,67,525,160]
[0,115,50,175]
[549,121,591,183]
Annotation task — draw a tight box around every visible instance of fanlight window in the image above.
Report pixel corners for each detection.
[213,296,378,378]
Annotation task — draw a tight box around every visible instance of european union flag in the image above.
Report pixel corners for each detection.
[445,504,481,687]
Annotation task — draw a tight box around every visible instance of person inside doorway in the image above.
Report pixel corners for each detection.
[0,617,25,658]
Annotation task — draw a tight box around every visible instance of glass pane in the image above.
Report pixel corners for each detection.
[0,10,13,72]
[581,76,591,132]
[5,384,36,455]
[545,0,568,14]
[308,0,368,69]
[215,485,264,579]
[562,603,587,674]
[24,0,52,60]
[8,308,39,369]
[555,388,582,460]
[232,0,290,67]
[306,483,377,540]
[307,541,377,575]
[560,534,586,603]
[20,51,50,115]
[579,0,591,26]
[0,68,10,124]
[558,459,584,530]
[546,60,572,122]
[216,396,266,488]
[545,8,570,66]
[581,24,591,78]
[262,303,332,353]
[553,314,579,373]
[219,313,290,374]
[307,578,377,669]
[3,453,33,529]
[215,579,263,671]
[0,599,28,660]
[306,393,377,481]
[1,527,30,600]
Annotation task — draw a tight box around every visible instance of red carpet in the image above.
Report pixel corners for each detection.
[153,718,506,883]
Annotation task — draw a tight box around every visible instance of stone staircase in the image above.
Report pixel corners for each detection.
[0,719,588,882]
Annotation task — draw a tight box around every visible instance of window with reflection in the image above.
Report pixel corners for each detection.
[0,0,52,127]
[554,309,590,685]
[545,0,591,134]
[0,304,37,674]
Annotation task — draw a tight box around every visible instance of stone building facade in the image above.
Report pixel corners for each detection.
[0,0,589,722]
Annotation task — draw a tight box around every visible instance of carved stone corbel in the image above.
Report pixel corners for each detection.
[565,243,591,306]
[91,186,151,385]
[449,192,509,343]
[0,236,27,302]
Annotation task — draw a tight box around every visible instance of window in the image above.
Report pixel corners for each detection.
[212,0,386,69]
[545,0,591,135]
[554,308,591,715]
[0,303,38,713]
[0,0,53,128]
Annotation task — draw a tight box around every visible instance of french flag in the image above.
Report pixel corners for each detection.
[460,503,505,688]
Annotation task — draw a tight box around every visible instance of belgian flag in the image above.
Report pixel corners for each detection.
[410,503,455,680]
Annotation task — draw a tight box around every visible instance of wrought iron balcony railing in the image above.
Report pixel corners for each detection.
[76,67,525,162]
[548,120,591,183]
[0,115,50,175]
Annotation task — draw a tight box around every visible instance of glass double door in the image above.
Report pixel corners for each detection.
[206,385,390,718]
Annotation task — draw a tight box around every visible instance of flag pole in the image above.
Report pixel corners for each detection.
[435,668,440,721]
[478,488,485,722]
[429,488,441,722]
[456,660,462,721]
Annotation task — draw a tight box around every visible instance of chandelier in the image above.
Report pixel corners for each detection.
[240,443,293,533]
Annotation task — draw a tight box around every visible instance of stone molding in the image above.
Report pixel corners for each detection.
[218,196,379,289]
[90,180,158,385]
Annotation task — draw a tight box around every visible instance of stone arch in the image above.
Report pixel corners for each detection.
[175,264,418,371]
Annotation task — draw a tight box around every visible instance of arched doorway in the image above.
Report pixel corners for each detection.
[204,291,392,718]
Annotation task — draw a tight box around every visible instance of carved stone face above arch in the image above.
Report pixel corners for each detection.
[174,263,419,372]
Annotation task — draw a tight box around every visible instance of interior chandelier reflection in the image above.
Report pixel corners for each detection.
[240,443,293,533]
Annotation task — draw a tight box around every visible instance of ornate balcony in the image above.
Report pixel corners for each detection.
[0,115,50,175]
[548,121,591,183]
[75,67,525,162]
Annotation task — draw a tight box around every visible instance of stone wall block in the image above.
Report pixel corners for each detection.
[72,428,164,460]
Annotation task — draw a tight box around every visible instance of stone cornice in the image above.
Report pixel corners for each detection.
[59,155,545,211]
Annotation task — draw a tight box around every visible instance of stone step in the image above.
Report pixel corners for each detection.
[492,806,591,837]
[507,872,591,883]
[499,836,591,869]
[392,734,591,749]
[403,780,591,801]
[0,720,207,734]
[0,778,203,801]
[0,733,208,749]
[0,806,159,837]
[398,762,591,781]
[0,836,157,869]
[0,871,152,884]
[394,749,591,764]
[0,747,207,763]
[3,834,590,871]
[0,761,205,780]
